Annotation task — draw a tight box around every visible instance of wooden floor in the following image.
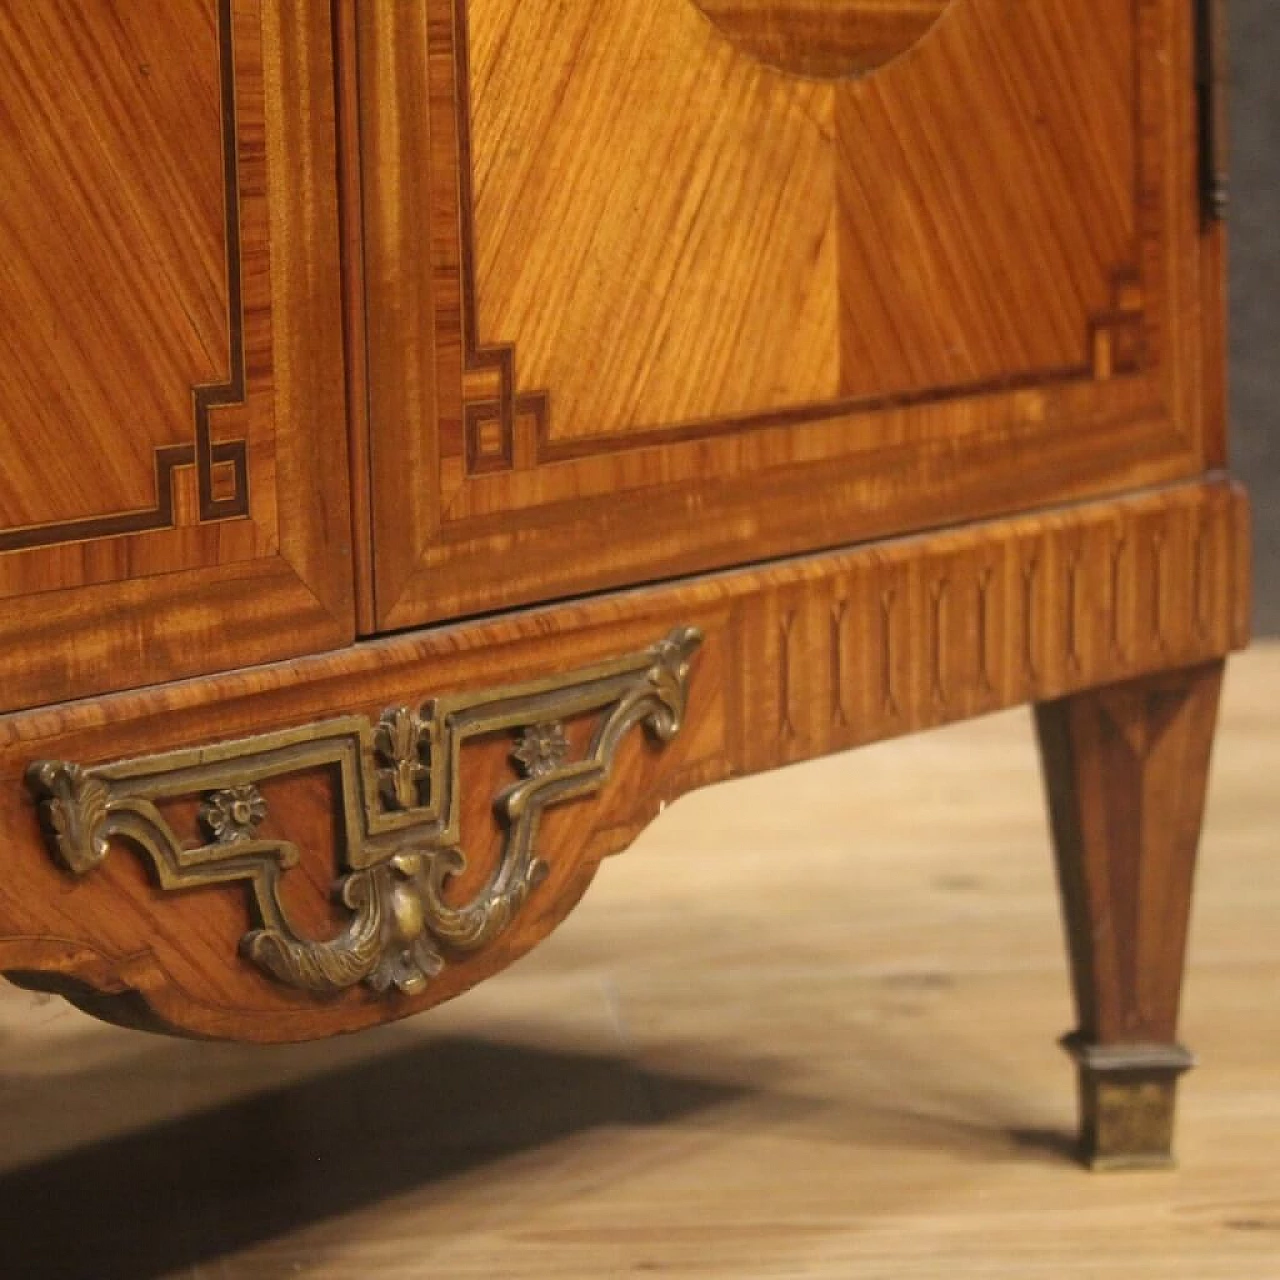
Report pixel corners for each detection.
[1,647,1277,1279]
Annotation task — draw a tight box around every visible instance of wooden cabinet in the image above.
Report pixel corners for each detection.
[0,0,1248,1171]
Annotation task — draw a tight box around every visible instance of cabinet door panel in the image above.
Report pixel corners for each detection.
[357,0,1216,630]
[0,0,354,708]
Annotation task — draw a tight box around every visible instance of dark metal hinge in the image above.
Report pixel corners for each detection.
[1195,0,1229,221]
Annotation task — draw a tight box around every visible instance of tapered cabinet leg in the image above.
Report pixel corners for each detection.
[1035,661,1225,1170]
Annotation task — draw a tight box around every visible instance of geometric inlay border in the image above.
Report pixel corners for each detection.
[0,0,249,554]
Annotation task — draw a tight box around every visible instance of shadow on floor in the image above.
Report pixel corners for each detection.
[0,974,1095,1278]
[0,1034,744,1280]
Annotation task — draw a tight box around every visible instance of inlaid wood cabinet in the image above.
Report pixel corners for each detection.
[0,0,1247,1171]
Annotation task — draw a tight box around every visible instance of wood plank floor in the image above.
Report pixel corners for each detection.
[1,646,1277,1279]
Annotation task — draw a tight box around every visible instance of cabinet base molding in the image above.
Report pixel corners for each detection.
[0,480,1249,1046]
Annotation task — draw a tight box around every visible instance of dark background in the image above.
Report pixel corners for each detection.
[1230,0,1277,633]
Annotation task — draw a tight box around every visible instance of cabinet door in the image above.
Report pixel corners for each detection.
[0,0,354,709]
[354,0,1222,631]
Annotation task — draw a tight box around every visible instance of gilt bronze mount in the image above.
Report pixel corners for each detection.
[1062,1033,1197,1170]
[27,628,701,998]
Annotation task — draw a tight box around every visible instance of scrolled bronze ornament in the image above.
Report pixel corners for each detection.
[27,628,702,998]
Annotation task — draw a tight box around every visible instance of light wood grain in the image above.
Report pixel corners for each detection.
[1,641,1275,1279]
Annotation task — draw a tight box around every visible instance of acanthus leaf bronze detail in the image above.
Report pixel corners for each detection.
[27,628,702,999]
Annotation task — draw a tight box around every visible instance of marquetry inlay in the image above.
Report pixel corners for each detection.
[732,484,1246,773]
[447,0,1153,486]
[0,0,249,554]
